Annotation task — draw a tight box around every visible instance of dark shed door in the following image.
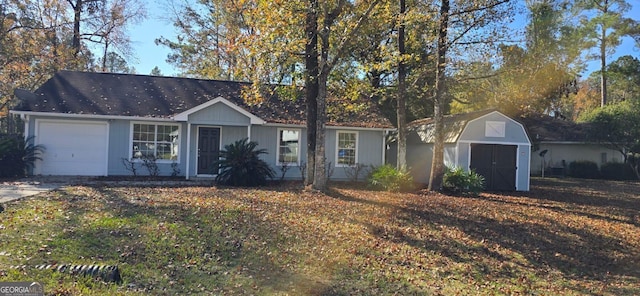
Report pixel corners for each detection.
[198,127,221,175]
[470,144,517,191]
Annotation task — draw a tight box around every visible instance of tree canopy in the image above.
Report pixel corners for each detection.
[0,0,145,131]
[579,99,640,179]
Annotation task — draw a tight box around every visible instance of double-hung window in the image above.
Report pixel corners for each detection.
[277,129,300,165]
[336,131,358,166]
[132,123,180,161]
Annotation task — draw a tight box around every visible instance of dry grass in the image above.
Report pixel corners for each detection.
[0,177,638,295]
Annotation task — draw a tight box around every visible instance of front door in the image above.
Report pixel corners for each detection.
[470,144,517,191]
[198,127,220,175]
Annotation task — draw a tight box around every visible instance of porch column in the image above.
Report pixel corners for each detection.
[247,125,251,141]
[185,123,192,180]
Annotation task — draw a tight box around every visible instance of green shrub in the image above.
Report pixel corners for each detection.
[0,135,44,178]
[212,138,275,187]
[568,161,600,179]
[600,162,636,180]
[367,164,414,192]
[443,166,485,196]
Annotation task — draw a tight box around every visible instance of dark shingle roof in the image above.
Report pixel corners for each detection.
[13,71,392,129]
[517,114,591,142]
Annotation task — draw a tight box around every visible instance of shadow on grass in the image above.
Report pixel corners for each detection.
[486,178,640,227]
[325,183,640,284]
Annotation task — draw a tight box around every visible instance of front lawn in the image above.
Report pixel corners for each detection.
[0,178,638,295]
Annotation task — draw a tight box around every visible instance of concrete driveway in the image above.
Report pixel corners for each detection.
[0,178,69,204]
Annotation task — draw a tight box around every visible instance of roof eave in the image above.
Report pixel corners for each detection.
[9,110,176,122]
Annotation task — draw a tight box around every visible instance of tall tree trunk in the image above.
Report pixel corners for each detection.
[102,40,109,72]
[396,0,407,171]
[312,1,345,191]
[313,69,328,190]
[305,0,319,186]
[72,0,83,57]
[428,0,450,191]
[600,17,607,107]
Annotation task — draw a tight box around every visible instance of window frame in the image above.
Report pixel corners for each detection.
[130,122,181,163]
[276,128,302,166]
[335,130,358,167]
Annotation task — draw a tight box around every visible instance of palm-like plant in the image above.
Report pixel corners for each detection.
[0,135,44,178]
[212,138,275,186]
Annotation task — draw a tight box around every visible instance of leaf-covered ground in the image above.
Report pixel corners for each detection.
[0,178,638,295]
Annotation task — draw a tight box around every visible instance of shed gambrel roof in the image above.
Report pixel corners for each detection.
[13,71,393,129]
[407,109,498,143]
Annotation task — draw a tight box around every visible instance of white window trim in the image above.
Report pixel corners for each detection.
[335,130,359,167]
[129,122,181,163]
[276,128,301,166]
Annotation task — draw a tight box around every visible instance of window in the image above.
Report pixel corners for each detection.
[336,131,358,166]
[485,121,506,137]
[278,129,300,165]
[132,123,180,161]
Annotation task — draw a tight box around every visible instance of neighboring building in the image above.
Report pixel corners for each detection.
[519,114,620,176]
[393,110,531,191]
[10,71,393,180]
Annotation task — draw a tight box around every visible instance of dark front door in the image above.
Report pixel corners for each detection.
[198,127,221,175]
[470,144,517,191]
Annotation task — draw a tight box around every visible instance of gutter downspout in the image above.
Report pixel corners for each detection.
[383,129,394,165]
[22,114,29,141]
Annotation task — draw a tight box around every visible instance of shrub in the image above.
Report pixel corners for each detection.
[568,161,600,179]
[213,138,275,186]
[141,154,159,176]
[600,162,636,180]
[0,135,44,178]
[367,164,414,192]
[443,166,485,196]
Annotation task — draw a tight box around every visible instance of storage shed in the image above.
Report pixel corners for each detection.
[402,110,531,191]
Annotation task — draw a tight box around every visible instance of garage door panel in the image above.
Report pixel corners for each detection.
[36,120,108,176]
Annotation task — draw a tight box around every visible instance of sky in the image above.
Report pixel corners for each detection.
[128,1,178,76]
[128,1,640,78]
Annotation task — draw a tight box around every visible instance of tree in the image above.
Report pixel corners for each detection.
[0,0,144,122]
[0,0,77,115]
[150,66,163,76]
[304,0,319,186]
[103,52,134,73]
[67,0,105,58]
[157,0,260,80]
[428,0,450,191]
[573,0,640,107]
[605,55,640,102]
[396,0,408,172]
[309,0,382,190]
[579,99,640,179]
[449,0,581,117]
[84,0,145,72]
[427,0,515,191]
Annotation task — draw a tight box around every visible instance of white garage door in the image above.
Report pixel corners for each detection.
[36,120,109,176]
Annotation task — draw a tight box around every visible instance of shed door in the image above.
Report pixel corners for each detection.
[470,144,517,191]
[36,120,108,176]
[197,127,220,175]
